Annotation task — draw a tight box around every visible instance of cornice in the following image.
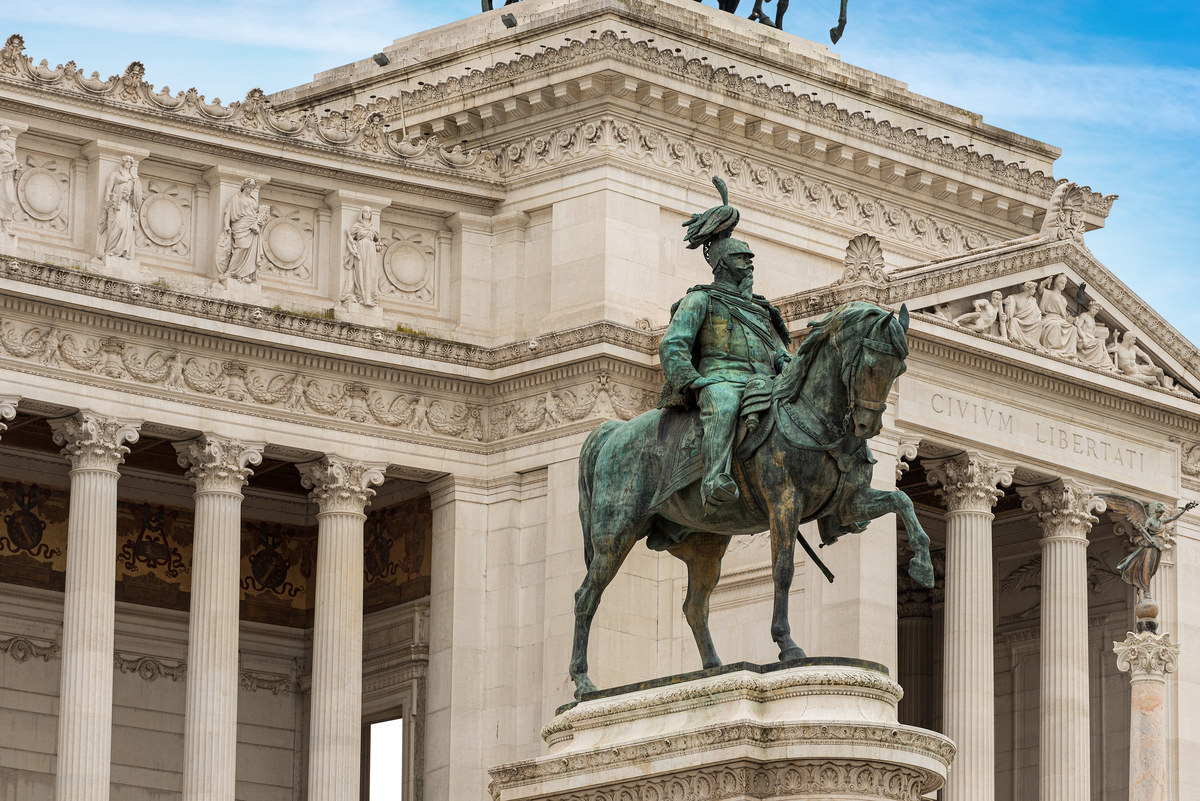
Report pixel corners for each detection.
[0,257,658,372]
[0,36,503,192]
[339,29,1111,216]
[497,115,1017,259]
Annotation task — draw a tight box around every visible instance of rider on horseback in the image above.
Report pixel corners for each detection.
[658,178,792,515]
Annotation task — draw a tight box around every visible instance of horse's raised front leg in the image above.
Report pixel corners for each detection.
[841,487,934,588]
[668,533,731,669]
[569,530,637,699]
[769,505,807,661]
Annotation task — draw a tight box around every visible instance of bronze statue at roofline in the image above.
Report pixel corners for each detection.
[567,177,932,699]
[480,0,852,42]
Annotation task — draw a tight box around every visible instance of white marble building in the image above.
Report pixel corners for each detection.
[0,0,1195,799]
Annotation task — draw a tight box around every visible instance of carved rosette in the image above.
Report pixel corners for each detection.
[49,411,140,471]
[925,451,1014,513]
[173,434,263,494]
[1113,631,1180,677]
[1022,478,1105,543]
[298,455,385,515]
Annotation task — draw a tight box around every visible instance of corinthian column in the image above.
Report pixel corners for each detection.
[1114,631,1180,801]
[1022,479,1104,801]
[926,451,1014,801]
[48,411,141,801]
[173,435,264,801]
[298,456,385,801]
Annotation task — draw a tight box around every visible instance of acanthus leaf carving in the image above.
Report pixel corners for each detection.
[1113,630,1180,677]
[298,455,385,515]
[114,652,186,682]
[0,634,60,663]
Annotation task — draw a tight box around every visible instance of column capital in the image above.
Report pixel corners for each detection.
[49,411,140,471]
[173,434,264,494]
[1114,631,1180,678]
[298,455,385,515]
[0,395,17,436]
[925,450,1015,512]
[1019,478,1105,543]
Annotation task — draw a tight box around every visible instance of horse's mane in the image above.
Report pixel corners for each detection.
[773,301,909,403]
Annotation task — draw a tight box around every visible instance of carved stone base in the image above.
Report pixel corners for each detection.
[213,277,263,303]
[487,659,955,801]
[334,301,385,327]
[97,254,150,282]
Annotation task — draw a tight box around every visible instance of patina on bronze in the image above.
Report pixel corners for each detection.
[480,0,849,42]
[1098,494,1196,632]
[567,178,934,699]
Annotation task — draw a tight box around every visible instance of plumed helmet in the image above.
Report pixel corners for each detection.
[682,176,747,271]
[706,236,754,271]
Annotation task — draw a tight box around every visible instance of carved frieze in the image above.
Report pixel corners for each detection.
[113,652,186,682]
[499,116,1006,259]
[239,670,293,695]
[490,369,657,441]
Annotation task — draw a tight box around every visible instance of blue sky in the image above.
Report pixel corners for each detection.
[2,0,1197,342]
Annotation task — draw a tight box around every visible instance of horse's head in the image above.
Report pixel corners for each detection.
[846,303,909,439]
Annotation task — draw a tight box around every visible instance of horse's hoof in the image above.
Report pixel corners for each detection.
[573,675,598,700]
[779,646,807,662]
[908,558,935,589]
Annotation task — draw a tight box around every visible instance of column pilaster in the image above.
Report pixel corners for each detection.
[926,450,1014,801]
[425,474,490,801]
[49,411,141,801]
[298,456,385,801]
[1021,478,1104,801]
[1114,631,1180,801]
[174,435,264,801]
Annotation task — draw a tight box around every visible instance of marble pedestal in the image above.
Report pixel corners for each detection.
[488,659,955,801]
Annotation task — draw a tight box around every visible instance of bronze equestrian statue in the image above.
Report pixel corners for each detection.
[481,0,851,43]
[568,178,933,698]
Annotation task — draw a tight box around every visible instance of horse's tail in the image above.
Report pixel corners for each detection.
[578,420,622,569]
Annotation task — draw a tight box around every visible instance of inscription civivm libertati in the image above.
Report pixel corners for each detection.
[900,378,1177,491]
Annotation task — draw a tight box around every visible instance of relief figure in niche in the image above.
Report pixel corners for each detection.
[0,126,20,235]
[952,291,1002,335]
[1000,280,1043,349]
[1075,301,1116,370]
[98,155,141,259]
[216,178,269,284]
[1108,332,1169,387]
[1037,274,1079,359]
[342,205,383,307]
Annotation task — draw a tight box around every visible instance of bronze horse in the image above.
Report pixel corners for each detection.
[481,0,851,43]
[569,302,933,698]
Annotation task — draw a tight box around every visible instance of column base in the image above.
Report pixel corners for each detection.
[488,659,954,801]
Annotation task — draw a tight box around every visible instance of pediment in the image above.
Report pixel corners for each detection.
[897,239,1199,397]
[777,232,1200,401]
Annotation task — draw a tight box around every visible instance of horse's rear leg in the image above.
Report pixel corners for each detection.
[569,529,637,699]
[842,487,934,588]
[668,533,731,669]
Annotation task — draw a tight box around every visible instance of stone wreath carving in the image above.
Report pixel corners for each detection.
[114,652,186,682]
[490,760,935,801]
[0,634,60,663]
[499,116,1003,259]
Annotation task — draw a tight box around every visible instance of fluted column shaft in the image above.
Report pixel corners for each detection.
[299,456,384,801]
[49,412,141,801]
[174,436,263,801]
[1024,480,1102,801]
[926,452,1013,801]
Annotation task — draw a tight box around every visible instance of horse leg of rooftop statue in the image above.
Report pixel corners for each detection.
[830,0,849,43]
[668,532,731,669]
[840,486,935,588]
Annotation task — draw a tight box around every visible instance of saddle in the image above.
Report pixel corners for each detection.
[646,374,873,554]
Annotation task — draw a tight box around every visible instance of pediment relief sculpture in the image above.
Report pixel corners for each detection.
[216,178,268,284]
[919,273,1194,396]
[0,125,19,236]
[97,155,141,260]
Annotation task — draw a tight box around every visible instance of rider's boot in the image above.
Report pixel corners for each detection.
[703,473,739,516]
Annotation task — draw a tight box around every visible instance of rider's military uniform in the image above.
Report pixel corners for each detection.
[658,238,791,511]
